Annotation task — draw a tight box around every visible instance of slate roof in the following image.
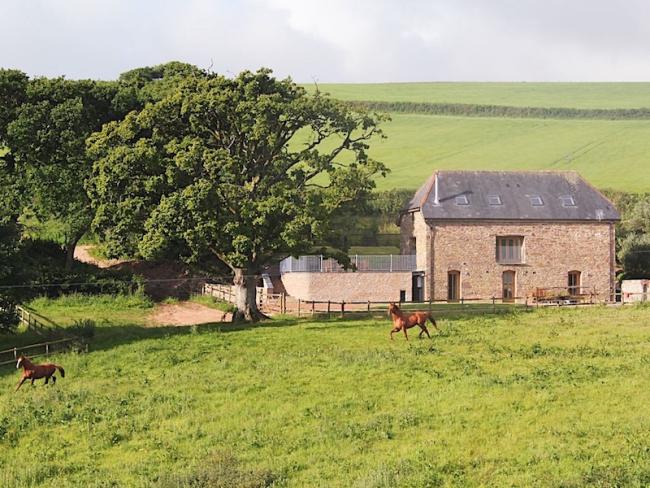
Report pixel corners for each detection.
[403,171,620,222]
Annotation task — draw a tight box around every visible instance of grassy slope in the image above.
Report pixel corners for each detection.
[2,302,650,486]
[300,82,650,192]
[366,114,650,192]
[307,82,650,109]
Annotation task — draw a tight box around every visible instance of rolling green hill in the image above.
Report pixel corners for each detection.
[308,82,650,109]
[367,114,650,192]
[300,83,650,192]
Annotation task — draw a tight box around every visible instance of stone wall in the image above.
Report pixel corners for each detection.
[427,221,615,301]
[621,280,650,302]
[281,271,413,302]
[399,211,432,296]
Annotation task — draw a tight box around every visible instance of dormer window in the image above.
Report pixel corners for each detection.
[455,195,469,206]
[529,195,544,206]
[487,195,502,206]
[560,195,576,207]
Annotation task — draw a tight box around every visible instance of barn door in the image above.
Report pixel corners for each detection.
[448,271,460,302]
[411,272,424,302]
[502,271,515,302]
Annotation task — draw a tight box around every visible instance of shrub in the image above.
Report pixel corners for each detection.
[157,451,277,488]
[68,319,96,340]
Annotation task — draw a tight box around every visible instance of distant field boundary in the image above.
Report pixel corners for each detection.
[349,100,650,120]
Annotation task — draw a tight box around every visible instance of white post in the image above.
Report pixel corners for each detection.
[390,255,393,272]
[320,255,323,272]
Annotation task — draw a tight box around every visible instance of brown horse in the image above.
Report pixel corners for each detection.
[15,355,65,391]
[388,303,439,341]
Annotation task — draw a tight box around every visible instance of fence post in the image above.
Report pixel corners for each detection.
[341,301,345,318]
[45,343,49,357]
[311,301,315,316]
[13,347,16,360]
[327,300,331,318]
[428,297,432,313]
[390,255,393,272]
[298,299,301,317]
[320,255,323,272]
[492,296,496,313]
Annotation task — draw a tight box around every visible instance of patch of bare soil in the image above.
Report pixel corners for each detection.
[74,245,127,268]
[149,302,231,326]
[74,244,215,299]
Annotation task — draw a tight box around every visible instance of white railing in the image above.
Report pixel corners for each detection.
[280,255,417,273]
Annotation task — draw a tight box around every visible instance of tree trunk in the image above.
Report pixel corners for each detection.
[232,268,268,322]
[65,237,81,270]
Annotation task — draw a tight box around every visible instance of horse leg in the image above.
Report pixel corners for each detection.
[390,327,399,340]
[51,375,56,384]
[45,376,49,385]
[402,326,409,341]
[30,378,35,386]
[15,377,27,391]
[421,325,431,338]
[428,316,440,332]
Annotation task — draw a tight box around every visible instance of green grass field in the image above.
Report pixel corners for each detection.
[300,83,650,193]
[364,114,650,192]
[307,82,650,109]
[2,300,650,486]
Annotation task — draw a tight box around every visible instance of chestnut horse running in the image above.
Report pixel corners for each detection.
[388,303,439,341]
[15,355,65,391]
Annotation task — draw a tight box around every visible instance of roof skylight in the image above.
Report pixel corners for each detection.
[487,195,502,206]
[560,195,576,207]
[455,195,470,206]
[529,195,544,206]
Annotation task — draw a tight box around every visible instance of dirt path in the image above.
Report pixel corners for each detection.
[74,245,127,268]
[149,302,231,326]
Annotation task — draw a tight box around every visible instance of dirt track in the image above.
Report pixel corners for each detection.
[149,302,231,326]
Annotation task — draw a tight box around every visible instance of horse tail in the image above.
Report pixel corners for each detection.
[56,366,65,378]
[428,314,437,327]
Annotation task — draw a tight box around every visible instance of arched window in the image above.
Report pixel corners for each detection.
[568,271,581,296]
[448,271,460,301]
[502,270,515,302]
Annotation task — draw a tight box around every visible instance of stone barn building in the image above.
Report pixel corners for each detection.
[399,170,620,302]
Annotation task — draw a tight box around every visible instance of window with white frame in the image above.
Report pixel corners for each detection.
[496,236,524,264]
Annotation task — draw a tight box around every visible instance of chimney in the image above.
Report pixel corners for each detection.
[433,172,439,205]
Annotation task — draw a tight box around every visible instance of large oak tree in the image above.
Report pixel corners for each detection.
[88,68,387,320]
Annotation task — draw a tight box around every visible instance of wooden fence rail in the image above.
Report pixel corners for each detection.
[0,338,82,367]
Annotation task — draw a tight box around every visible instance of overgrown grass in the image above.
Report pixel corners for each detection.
[1,305,650,486]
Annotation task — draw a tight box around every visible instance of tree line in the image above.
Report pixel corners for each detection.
[349,101,650,120]
[0,62,389,326]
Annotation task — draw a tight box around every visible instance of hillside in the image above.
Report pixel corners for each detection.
[307,82,650,109]
[302,83,650,193]
[367,114,650,192]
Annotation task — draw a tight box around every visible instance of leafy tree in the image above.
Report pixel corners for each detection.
[0,212,20,333]
[4,77,131,268]
[619,233,650,279]
[88,69,387,321]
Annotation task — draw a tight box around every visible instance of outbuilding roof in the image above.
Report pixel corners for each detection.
[403,170,620,221]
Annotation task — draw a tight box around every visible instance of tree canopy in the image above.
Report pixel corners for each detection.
[88,69,387,320]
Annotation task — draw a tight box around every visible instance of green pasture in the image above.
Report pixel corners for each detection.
[1,299,650,486]
[364,114,650,192]
[307,82,650,110]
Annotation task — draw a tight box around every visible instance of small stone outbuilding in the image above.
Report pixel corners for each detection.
[399,170,620,302]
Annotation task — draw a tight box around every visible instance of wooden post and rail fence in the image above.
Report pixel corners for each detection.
[0,306,87,368]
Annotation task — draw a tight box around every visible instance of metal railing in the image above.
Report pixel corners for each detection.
[280,255,417,273]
